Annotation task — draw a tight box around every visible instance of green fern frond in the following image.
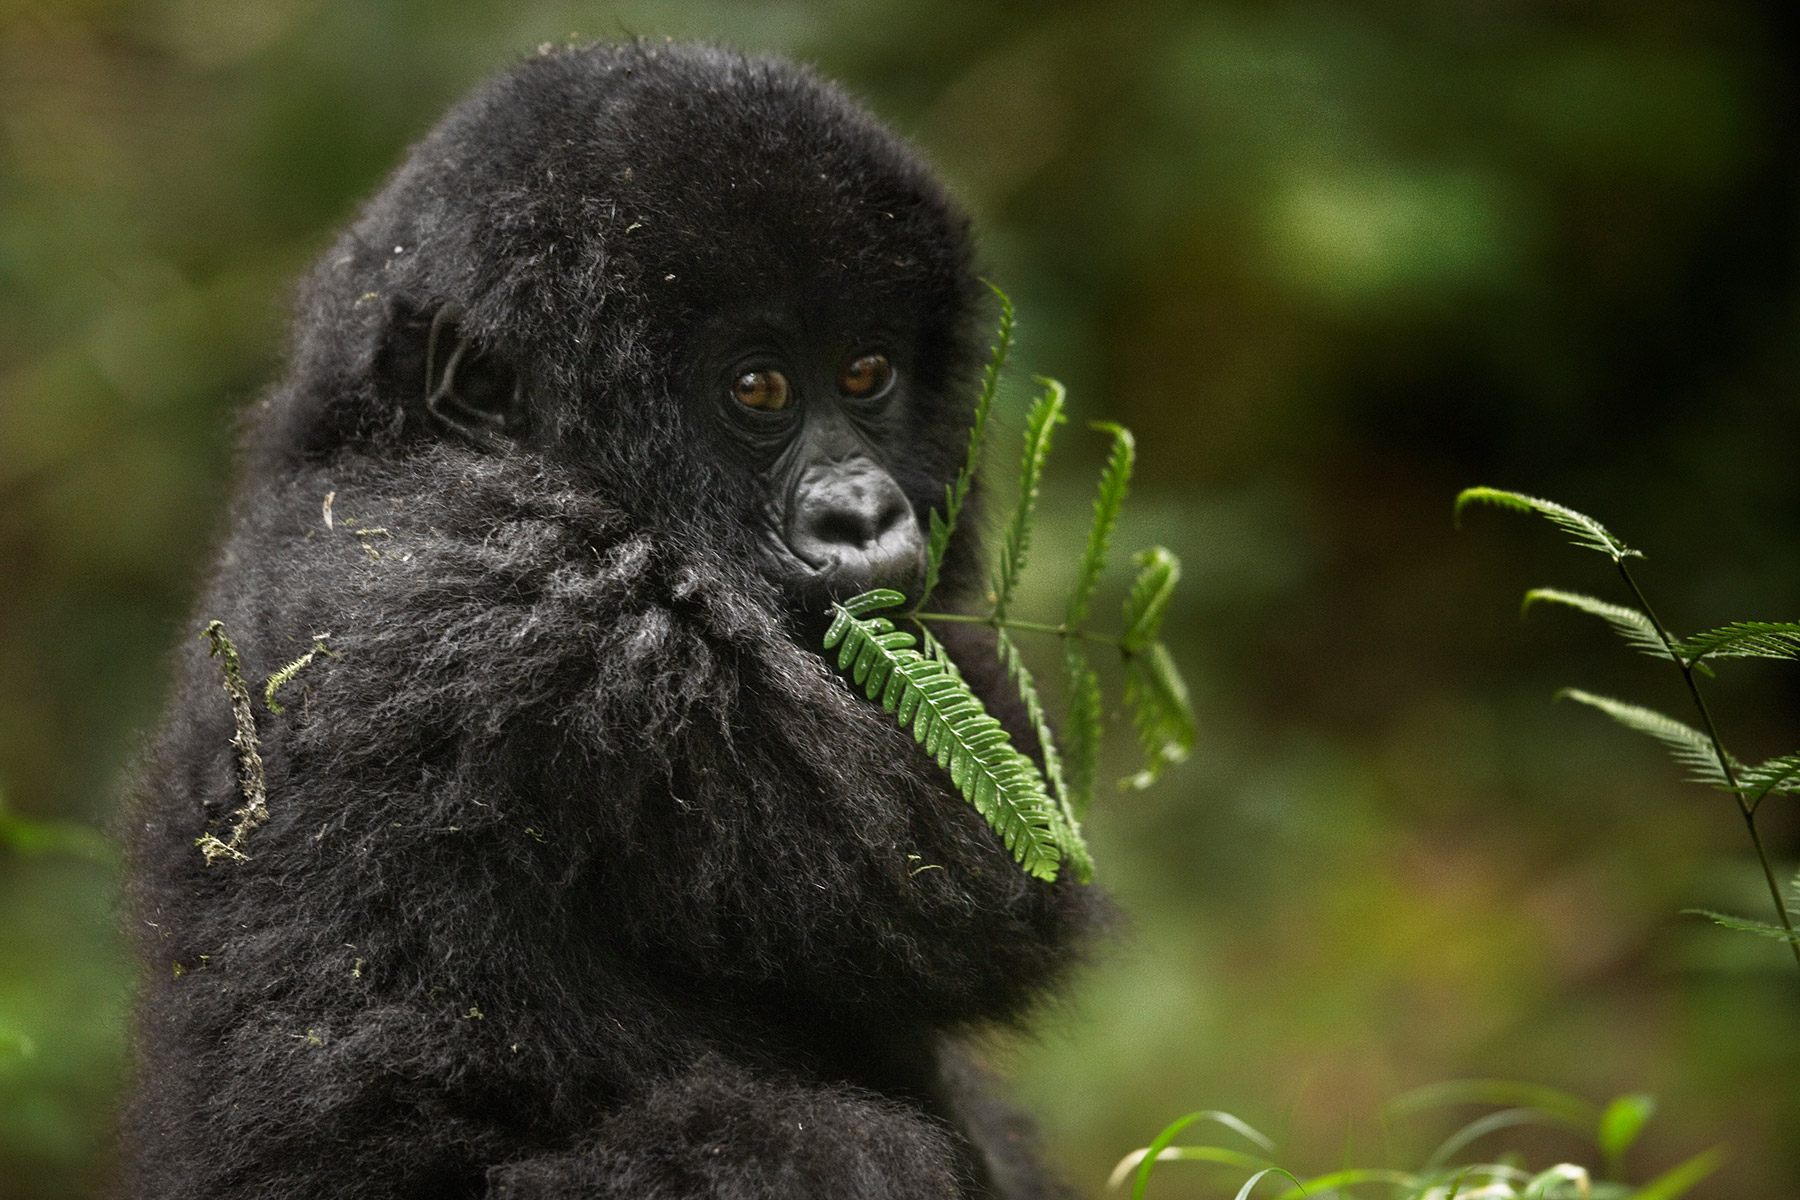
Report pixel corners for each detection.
[992,379,1065,621]
[922,283,1013,606]
[1631,1146,1727,1200]
[1556,688,1733,786]
[1066,422,1135,631]
[1683,909,1800,945]
[826,297,1195,878]
[996,628,1092,881]
[1522,589,1669,660]
[1679,621,1800,664]
[1122,547,1180,652]
[824,597,1065,880]
[1453,487,1641,563]
[1060,642,1103,819]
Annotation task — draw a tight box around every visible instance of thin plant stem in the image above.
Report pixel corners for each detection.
[912,609,1123,648]
[1616,559,1800,970]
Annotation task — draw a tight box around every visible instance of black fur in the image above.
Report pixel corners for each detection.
[121,43,1095,1199]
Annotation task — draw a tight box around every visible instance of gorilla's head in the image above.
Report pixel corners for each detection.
[261,42,988,624]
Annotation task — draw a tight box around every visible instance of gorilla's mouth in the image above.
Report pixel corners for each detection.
[765,521,927,622]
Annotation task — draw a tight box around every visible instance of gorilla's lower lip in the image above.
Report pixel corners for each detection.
[811,550,926,598]
[764,522,926,611]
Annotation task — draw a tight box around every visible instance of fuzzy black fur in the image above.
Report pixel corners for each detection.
[120,42,1096,1199]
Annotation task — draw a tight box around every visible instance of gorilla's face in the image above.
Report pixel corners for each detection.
[685,306,928,619]
[326,46,982,633]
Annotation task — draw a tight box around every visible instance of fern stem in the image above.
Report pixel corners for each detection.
[914,610,1123,647]
[1616,559,1800,969]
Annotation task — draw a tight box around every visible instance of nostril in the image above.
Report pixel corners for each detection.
[809,505,877,550]
[870,489,911,540]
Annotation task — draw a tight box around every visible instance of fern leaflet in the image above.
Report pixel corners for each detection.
[1066,422,1135,630]
[996,628,1092,881]
[1679,621,1800,664]
[1117,547,1193,787]
[1453,487,1641,563]
[922,283,1013,605]
[1060,642,1103,819]
[992,380,1064,621]
[1522,589,1669,661]
[824,595,1066,880]
[1123,641,1195,789]
[1733,754,1800,804]
[1683,909,1800,945]
[1556,689,1734,787]
[1122,547,1180,652]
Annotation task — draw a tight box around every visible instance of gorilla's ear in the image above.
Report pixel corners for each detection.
[378,301,527,442]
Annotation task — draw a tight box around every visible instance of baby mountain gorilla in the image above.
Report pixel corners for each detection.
[123,41,1096,1200]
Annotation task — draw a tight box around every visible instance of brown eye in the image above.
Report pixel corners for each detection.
[840,353,892,399]
[731,369,790,411]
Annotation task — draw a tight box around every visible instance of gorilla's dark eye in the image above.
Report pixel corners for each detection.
[732,369,790,411]
[840,354,892,399]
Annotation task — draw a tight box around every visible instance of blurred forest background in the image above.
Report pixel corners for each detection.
[3,0,1800,1196]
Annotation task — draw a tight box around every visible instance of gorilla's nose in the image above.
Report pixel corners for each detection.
[787,460,926,599]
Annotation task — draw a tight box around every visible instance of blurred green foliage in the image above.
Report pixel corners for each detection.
[3,1,1799,1196]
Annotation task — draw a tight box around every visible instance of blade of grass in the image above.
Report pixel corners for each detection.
[1629,1146,1724,1200]
[1387,1079,1597,1127]
[1232,1168,1307,1200]
[1424,1108,1587,1172]
[1106,1146,1273,1190]
[1598,1094,1655,1179]
[1274,1168,1417,1199]
[1127,1111,1276,1200]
